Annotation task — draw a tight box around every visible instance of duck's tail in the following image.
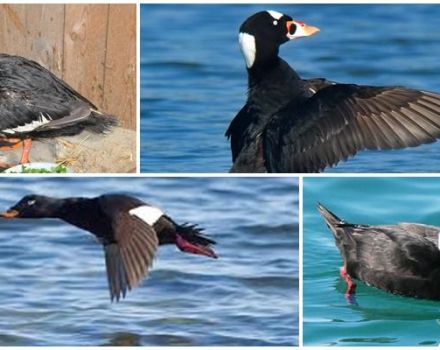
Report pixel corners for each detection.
[317,203,356,245]
[88,111,119,134]
[317,203,343,228]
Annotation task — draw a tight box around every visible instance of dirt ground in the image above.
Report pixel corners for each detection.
[0,127,136,173]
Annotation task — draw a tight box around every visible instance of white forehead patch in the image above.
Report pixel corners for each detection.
[129,205,164,226]
[267,10,283,20]
[239,32,256,69]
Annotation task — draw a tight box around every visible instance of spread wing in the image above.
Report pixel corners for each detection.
[264,84,440,172]
[103,212,158,302]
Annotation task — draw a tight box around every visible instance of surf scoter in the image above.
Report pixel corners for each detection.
[318,203,440,301]
[226,10,440,173]
[0,194,217,302]
[0,54,117,167]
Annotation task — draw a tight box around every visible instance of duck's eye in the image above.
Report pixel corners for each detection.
[288,23,297,35]
[273,20,278,26]
[27,199,36,206]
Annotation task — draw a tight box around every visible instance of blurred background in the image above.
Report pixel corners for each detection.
[141,4,440,173]
[303,177,440,346]
[0,177,298,345]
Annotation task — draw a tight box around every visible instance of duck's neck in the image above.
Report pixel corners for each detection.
[246,57,303,116]
[56,198,108,237]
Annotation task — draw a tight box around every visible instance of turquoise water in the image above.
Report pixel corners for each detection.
[0,177,298,345]
[303,177,440,346]
[141,4,440,173]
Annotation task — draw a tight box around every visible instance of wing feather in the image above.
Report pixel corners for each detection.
[265,84,440,172]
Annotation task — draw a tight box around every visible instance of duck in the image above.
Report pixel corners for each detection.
[226,10,440,173]
[0,54,118,168]
[317,203,440,301]
[0,194,217,302]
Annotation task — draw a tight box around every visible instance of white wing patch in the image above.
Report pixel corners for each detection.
[267,10,283,20]
[1,113,53,134]
[239,32,256,69]
[129,205,164,226]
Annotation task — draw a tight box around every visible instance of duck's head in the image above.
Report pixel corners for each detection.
[0,195,61,219]
[239,10,320,69]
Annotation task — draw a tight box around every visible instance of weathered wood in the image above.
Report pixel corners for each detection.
[0,5,27,57]
[0,4,136,130]
[24,4,65,75]
[104,5,137,129]
[64,4,109,108]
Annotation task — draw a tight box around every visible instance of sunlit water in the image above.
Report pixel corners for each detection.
[140,4,440,173]
[0,177,298,345]
[304,177,440,346]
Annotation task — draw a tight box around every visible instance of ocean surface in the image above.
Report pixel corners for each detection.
[140,4,440,173]
[0,177,298,346]
[303,177,440,346]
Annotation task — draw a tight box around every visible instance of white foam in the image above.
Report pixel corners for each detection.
[129,205,164,226]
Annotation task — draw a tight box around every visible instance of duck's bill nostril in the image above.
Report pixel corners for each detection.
[0,209,19,218]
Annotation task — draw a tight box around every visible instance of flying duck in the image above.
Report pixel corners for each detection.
[0,194,217,301]
[0,54,118,167]
[226,10,440,172]
[318,203,440,301]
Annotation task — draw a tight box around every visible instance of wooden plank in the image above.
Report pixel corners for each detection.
[1,4,136,131]
[63,4,109,109]
[24,4,65,76]
[0,5,27,57]
[103,5,137,129]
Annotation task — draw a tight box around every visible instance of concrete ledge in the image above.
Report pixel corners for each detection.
[0,127,136,173]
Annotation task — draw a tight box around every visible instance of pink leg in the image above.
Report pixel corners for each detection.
[175,234,218,259]
[340,266,357,295]
[19,139,32,164]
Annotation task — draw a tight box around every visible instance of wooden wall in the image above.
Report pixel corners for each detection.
[0,4,136,130]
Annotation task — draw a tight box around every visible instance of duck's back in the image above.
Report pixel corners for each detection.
[344,223,440,300]
[0,54,95,106]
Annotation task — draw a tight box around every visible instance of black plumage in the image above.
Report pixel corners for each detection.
[318,203,440,301]
[227,11,440,173]
[0,194,217,302]
[0,54,117,163]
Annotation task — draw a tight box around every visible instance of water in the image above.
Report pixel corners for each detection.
[0,177,298,346]
[140,4,440,173]
[303,177,440,346]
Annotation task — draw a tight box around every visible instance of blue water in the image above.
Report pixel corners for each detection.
[303,177,440,346]
[140,4,440,173]
[0,177,298,346]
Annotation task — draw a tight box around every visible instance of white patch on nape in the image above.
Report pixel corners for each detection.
[1,112,52,134]
[129,205,164,226]
[239,32,256,69]
[267,10,283,20]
